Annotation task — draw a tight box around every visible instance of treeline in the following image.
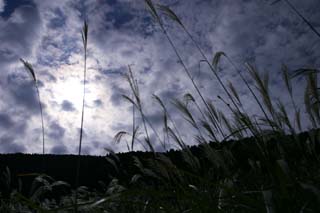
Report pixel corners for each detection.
[0,130,315,196]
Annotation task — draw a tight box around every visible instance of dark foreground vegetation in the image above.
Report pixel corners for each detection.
[2,0,320,212]
[1,130,320,212]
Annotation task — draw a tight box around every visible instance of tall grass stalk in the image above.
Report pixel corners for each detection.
[74,21,88,212]
[281,64,301,131]
[153,94,185,147]
[131,94,137,151]
[146,0,228,140]
[156,4,280,134]
[147,2,300,169]
[152,0,274,161]
[156,5,242,112]
[184,93,224,141]
[150,2,273,142]
[225,56,277,131]
[20,59,46,170]
[153,95,170,150]
[123,66,156,153]
[124,66,171,151]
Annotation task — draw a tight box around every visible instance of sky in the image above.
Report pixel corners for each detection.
[0,0,319,155]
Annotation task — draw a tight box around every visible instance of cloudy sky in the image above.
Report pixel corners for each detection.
[0,0,319,155]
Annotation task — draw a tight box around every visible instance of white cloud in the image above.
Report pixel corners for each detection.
[0,0,5,13]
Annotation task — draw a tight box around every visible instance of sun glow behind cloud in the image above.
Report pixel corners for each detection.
[41,60,119,154]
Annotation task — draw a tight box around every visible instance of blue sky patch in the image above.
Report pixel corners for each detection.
[0,0,35,19]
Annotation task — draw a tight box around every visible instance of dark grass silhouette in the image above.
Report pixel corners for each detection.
[74,20,89,213]
[20,59,46,172]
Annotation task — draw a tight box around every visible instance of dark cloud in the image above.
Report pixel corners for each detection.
[42,71,57,83]
[146,111,164,126]
[0,136,26,153]
[48,121,65,140]
[109,83,127,106]
[61,100,75,112]
[92,140,101,149]
[105,3,134,29]
[94,99,103,107]
[13,122,27,136]
[50,144,68,154]
[48,7,66,29]
[154,142,166,152]
[7,75,39,112]
[101,67,126,76]
[79,146,91,155]
[0,113,14,129]
[110,122,132,132]
[157,83,183,101]
[0,4,41,67]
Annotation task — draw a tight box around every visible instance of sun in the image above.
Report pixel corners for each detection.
[46,60,100,111]
[53,76,98,112]
[55,77,82,109]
